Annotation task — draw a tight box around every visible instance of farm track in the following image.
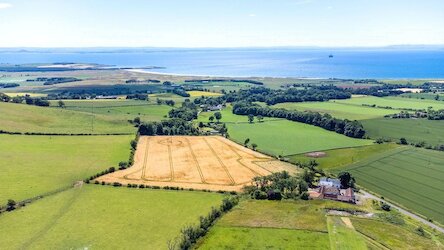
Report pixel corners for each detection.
[185,137,206,184]
[203,137,236,185]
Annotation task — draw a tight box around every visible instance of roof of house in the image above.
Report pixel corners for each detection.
[320,177,341,185]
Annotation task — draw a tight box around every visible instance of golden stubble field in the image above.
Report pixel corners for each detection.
[97,136,297,191]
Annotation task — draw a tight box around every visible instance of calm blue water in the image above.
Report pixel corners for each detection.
[0,48,443,78]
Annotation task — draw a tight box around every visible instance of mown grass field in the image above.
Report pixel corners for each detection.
[362,118,444,145]
[335,96,444,110]
[0,185,223,249]
[287,143,400,170]
[0,102,135,134]
[52,99,171,123]
[327,216,367,250]
[272,101,396,120]
[343,147,444,224]
[226,119,373,156]
[0,134,132,203]
[197,199,441,249]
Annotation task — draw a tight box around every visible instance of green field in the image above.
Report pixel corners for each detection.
[272,101,396,120]
[362,118,444,145]
[0,134,132,203]
[0,185,223,249]
[226,119,373,156]
[0,102,136,134]
[53,99,171,123]
[400,92,444,101]
[351,218,441,250]
[327,216,367,250]
[288,143,400,170]
[335,96,444,110]
[344,147,444,224]
[197,199,441,249]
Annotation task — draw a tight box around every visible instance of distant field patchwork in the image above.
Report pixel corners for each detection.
[344,147,444,224]
[98,136,297,191]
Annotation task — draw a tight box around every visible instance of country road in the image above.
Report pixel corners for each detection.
[359,190,444,234]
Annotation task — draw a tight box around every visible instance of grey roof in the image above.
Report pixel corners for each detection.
[320,177,341,185]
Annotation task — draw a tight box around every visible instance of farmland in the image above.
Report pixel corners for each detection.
[343,147,444,224]
[225,119,373,156]
[52,99,171,123]
[0,134,132,203]
[0,101,135,134]
[287,143,400,170]
[0,185,223,249]
[272,101,396,120]
[361,118,444,146]
[196,199,441,249]
[334,96,444,110]
[98,136,297,191]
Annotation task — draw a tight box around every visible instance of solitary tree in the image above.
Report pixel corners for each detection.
[338,171,355,189]
[244,138,250,146]
[214,112,222,123]
[257,115,264,122]
[6,199,16,211]
[58,100,66,108]
[248,114,254,123]
[209,116,215,123]
[251,143,258,151]
[399,137,408,145]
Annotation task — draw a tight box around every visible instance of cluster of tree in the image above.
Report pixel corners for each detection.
[156,98,175,106]
[233,102,366,138]
[27,77,81,85]
[126,93,148,100]
[184,78,264,85]
[244,171,309,200]
[337,172,356,189]
[172,196,239,250]
[168,101,198,121]
[125,79,160,84]
[172,88,191,97]
[0,83,20,88]
[385,111,428,119]
[427,109,444,120]
[138,118,199,136]
[221,86,351,105]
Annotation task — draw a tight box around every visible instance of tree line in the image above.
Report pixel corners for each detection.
[138,118,199,136]
[233,102,366,138]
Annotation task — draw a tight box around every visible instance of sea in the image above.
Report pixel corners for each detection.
[0,47,443,79]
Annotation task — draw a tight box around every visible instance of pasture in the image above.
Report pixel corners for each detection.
[98,136,297,191]
[272,101,396,120]
[335,96,444,110]
[53,99,171,123]
[288,143,400,170]
[343,147,444,224]
[361,118,444,146]
[225,120,373,156]
[0,102,135,134]
[0,134,132,203]
[0,185,223,249]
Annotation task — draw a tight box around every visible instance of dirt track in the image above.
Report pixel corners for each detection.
[97,136,297,191]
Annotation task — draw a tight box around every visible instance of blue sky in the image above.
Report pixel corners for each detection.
[0,0,443,47]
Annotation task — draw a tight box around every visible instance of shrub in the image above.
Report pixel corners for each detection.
[113,182,122,187]
[381,203,391,211]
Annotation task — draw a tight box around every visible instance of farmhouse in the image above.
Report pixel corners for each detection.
[309,177,355,203]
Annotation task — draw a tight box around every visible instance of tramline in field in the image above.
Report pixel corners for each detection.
[97,136,297,191]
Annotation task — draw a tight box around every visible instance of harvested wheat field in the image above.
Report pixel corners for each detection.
[97,136,297,191]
